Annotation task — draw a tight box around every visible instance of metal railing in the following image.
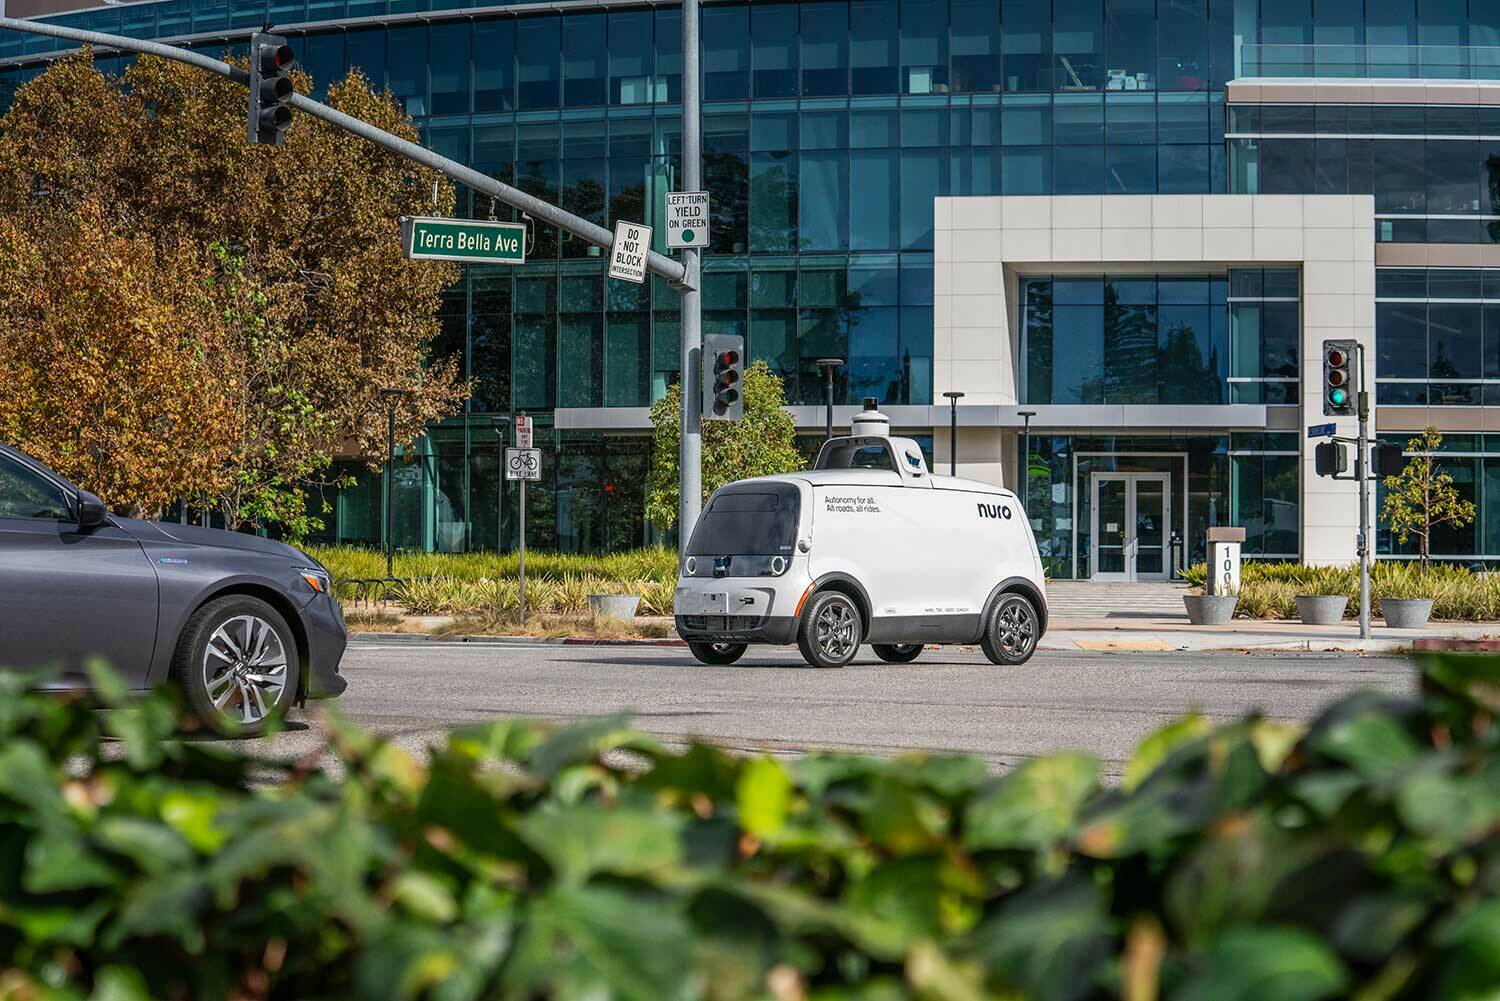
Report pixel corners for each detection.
[1241,43,1500,82]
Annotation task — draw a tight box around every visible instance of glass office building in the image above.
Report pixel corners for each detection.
[6,0,1500,573]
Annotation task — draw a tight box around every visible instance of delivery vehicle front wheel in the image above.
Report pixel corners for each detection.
[872,643,923,663]
[980,593,1040,666]
[688,641,747,665]
[797,591,863,668]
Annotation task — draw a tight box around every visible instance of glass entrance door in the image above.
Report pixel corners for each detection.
[1090,473,1171,581]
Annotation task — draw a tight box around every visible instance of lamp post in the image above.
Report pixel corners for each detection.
[378,387,409,580]
[1018,410,1037,515]
[815,359,844,443]
[942,391,965,476]
[491,415,510,552]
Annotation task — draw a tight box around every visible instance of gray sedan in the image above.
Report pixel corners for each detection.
[0,444,347,736]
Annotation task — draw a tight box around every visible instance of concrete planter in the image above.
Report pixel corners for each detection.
[1381,598,1434,629]
[588,594,641,620]
[1184,594,1237,625]
[1295,594,1348,625]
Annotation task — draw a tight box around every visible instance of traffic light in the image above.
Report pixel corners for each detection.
[247,31,296,146]
[1315,441,1348,477]
[703,333,745,421]
[1372,443,1405,477]
[1322,338,1358,416]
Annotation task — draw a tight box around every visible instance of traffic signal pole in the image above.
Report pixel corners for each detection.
[679,0,703,560]
[1356,343,1372,640]
[0,12,705,551]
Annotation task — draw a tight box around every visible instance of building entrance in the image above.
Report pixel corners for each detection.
[1089,472,1171,581]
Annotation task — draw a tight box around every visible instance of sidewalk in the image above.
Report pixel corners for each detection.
[1041,616,1500,654]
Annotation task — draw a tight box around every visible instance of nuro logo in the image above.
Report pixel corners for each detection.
[977,502,1012,520]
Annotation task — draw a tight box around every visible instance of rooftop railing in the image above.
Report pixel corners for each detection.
[1241,43,1500,82]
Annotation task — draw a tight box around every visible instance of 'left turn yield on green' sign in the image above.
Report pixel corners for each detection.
[400,216,526,264]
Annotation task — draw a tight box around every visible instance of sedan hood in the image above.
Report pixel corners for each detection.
[119,518,311,563]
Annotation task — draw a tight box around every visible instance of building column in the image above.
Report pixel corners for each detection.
[1299,197,1377,566]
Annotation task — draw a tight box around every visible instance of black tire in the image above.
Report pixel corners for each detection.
[796,591,863,669]
[172,595,301,738]
[872,643,923,663]
[980,593,1041,666]
[688,641,748,665]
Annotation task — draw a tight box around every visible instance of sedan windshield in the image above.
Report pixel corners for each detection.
[687,484,800,556]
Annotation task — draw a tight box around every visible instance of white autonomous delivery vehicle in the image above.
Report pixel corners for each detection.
[675,399,1048,669]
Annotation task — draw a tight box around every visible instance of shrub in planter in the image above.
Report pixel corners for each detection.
[1183,592,1237,624]
[2,659,1499,1001]
[1295,593,1348,625]
[1377,563,1436,628]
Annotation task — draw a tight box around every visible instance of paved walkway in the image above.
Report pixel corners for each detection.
[1044,580,1190,620]
[1042,615,1500,653]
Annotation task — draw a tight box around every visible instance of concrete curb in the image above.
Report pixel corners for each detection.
[348,633,687,651]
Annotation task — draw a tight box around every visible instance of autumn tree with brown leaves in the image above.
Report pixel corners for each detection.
[0,52,468,532]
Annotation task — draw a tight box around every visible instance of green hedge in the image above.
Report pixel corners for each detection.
[1183,560,1500,620]
[306,545,681,588]
[2,659,1499,1000]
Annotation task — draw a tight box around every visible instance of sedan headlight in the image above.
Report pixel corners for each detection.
[297,567,333,594]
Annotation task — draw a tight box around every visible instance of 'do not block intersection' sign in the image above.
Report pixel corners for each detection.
[608,220,651,284]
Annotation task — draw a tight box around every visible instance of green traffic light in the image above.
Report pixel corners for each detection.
[1329,388,1347,407]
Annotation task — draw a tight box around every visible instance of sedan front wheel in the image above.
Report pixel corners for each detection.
[173,595,301,737]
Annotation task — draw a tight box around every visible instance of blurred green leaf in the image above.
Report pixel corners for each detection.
[1123,713,1213,792]
[1331,893,1429,963]
[737,756,793,837]
[505,884,694,1001]
[88,966,151,1001]
[964,753,1097,852]
[0,740,67,823]
[527,715,666,780]
[1396,767,1500,845]
[1174,928,1347,1001]
[392,871,459,924]
[1430,899,1500,999]
[970,874,1111,1001]
[93,817,193,875]
[1309,712,1421,780]
[24,832,119,893]
[517,801,684,884]
[1421,653,1500,713]
[160,789,227,853]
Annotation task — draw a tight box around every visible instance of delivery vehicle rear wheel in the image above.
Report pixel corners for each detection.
[797,591,863,669]
[980,593,1040,666]
[688,641,747,665]
[872,643,923,663]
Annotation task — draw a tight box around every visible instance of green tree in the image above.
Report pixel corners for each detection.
[646,360,805,532]
[1380,426,1476,573]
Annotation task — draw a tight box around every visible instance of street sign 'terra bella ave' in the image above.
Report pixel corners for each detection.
[400,216,526,265]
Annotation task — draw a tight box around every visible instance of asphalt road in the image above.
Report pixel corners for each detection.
[221,640,1419,776]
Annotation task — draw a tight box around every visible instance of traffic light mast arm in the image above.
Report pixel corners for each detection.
[0,14,692,290]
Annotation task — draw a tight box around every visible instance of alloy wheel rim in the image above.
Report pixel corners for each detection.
[890,643,920,654]
[711,642,739,654]
[815,600,857,660]
[202,614,288,725]
[997,601,1036,657]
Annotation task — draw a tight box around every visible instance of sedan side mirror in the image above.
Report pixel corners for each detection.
[76,491,108,529]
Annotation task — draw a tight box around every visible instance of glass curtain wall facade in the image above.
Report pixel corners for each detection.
[5,0,1500,554]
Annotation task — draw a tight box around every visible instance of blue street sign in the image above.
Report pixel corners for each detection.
[1307,422,1337,439]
